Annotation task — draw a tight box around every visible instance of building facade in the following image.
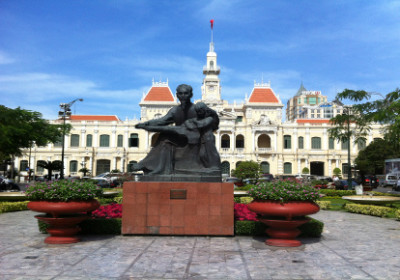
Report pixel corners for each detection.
[15,39,385,180]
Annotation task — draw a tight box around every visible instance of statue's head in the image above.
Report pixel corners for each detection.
[176,84,193,104]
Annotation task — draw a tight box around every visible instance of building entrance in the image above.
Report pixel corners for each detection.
[96,159,110,175]
[310,161,324,176]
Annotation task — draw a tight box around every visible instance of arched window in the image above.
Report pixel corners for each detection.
[210,61,214,69]
[36,160,46,173]
[298,136,304,149]
[260,161,270,173]
[69,160,78,173]
[70,134,79,147]
[284,135,291,149]
[235,161,243,168]
[129,133,139,147]
[221,161,230,176]
[117,135,123,147]
[284,162,292,174]
[221,134,230,148]
[236,135,244,148]
[257,134,271,148]
[99,135,110,147]
[311,137,321,149]
[127,160,137,172]
[86,134,93,147]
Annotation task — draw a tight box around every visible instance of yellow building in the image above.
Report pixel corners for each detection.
[15,40,384,180]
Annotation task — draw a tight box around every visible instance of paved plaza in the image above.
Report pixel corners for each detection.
[0,210,399,279]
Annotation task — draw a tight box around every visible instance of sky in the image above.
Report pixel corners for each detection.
[1,0,399,121]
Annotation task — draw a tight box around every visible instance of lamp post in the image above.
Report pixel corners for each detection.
[343,106,352,189]
[58,98,83,179]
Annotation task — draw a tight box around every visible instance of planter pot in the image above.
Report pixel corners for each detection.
[247,200,320,247]
[27,200,100,244]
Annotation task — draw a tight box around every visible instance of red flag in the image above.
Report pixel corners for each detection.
[210,19,214,29]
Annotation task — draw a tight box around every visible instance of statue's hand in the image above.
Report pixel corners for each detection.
[135,122,148,129]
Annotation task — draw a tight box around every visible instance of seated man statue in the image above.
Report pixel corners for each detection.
[132,84,221,182]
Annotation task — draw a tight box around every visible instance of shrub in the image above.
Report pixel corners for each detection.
[0,201,29,213]
[232,161,262,180]
[239,196,253,204]
[344,204,394,217]
[235,218,324,237]
[38,218,122,235]
[234,203,257,221]
[395,209,400,220]
[316,201,331,210]
[319,189,355,197]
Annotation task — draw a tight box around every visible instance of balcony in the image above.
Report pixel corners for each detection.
[257,148,272,154]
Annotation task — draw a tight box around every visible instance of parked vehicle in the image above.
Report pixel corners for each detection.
[363,175,379,188]
[384,174,399,188]
[223,177,243,187]
[259,173,274,182]
[337,179,358,190]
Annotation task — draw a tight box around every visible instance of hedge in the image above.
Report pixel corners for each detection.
[0,201,29,213]
[235,217,324,237]
[344,203,395,218]
[316,201,331,210]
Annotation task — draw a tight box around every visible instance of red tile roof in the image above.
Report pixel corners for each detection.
[70,115,120,121]
[248,88,279,103]
[296,119,331,124]
[144,86,174,102]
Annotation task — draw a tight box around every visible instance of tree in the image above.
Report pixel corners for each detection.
[333,88,400,155]
[302,167,310,175]
[79,167,91,177]
[333,168,342,178]
[0,106,67,161]
[232,161,262,180]
[37,161,63,180]
[355,139,400,175]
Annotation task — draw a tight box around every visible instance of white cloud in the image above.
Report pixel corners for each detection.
[0,51,15,64]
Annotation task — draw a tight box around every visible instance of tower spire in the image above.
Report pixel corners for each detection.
[210,19,214,52]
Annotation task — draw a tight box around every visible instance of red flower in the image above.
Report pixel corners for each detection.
[234,203,258,221]
[91,203,122,219]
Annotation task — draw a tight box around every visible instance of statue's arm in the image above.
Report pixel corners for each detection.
[135,107,176,129]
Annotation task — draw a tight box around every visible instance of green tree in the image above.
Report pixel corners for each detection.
[355,139,400,175]
[232,161,262,180]
[0,106,67,161]
[79,167,91,177]
[333,88,400,155]
[333,168,342,178]
[37,160,63,180]
[302,167,310,174]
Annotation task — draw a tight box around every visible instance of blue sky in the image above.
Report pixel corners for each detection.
[1,0,399,120]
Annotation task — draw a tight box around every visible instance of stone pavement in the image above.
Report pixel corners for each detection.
[0,210,399,279]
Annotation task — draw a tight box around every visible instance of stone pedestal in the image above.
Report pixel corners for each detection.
[122,182,234,236]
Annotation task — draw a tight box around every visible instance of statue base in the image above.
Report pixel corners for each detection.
[122,181,234,236]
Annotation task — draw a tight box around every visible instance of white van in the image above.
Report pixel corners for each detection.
[384,173,399,187]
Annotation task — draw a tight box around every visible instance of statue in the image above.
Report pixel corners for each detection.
[132,84,221,182]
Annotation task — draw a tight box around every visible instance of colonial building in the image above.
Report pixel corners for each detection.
[15,38,384,180]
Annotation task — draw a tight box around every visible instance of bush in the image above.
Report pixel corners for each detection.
[0,201,29,213]
[396,209,400,220]
[239,197,253,204]
[344,204,394,218]
[232,161,262,180]
[38,218,122,235]
[319,189,355,197]
[316,201,331,210]
[235,218,324,237]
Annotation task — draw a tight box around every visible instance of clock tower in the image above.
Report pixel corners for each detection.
[201,21,222,105]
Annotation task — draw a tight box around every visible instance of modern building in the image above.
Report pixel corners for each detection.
[15,38,385,181]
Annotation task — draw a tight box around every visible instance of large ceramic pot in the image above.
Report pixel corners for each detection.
[27,200,100,244]
[247,200,320,247]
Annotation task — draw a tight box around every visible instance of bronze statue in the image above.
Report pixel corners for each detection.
[133,84,221,182]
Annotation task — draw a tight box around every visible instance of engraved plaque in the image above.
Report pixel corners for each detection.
[170,189,187,199]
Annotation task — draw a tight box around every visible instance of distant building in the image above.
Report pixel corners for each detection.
[15,37,385,180]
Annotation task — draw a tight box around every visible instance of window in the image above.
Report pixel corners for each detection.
[341,139,349,150]
[258,134,271,148]
[342,163,349,176]
[329,137,335,149]
[54,139,62,147]
[358,139,366,150]
[236,135,244,148]
[69,160,78,172]
[221,161,230,176]
[235,116,243,123]
[261,161,270,173]
[20,160,28,172]
[99,134,110,147]
[221,134,230,148]
[311,137,321,149]
[129,133,139,147]
[298,136,304,149]
[86,134,92,147]
[37,160,46,173]
[117,135,123,147]
[284,135,291,149]
[298,98,301,104]
[284,162,292,174]
[70,134,79,147]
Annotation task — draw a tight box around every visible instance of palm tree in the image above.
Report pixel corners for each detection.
[37,160,63,180]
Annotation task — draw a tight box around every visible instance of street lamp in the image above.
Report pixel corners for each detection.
[343,106,352,189]
[58,98,83,179]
